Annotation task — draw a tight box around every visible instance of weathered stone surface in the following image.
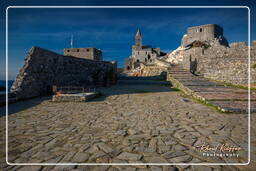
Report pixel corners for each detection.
[17,166,42,171]
[53,165,76,171]
[162,151,187,159]
[1,76,254,171]
[168,155,192,163]
[117,152,142,161]
[11,46,117,100]
[97,143,114,154]
[72,152,89,162]
[167,65,256,113]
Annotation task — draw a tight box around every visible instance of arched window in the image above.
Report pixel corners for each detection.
[148,54,151,59]
[199,28,202,32]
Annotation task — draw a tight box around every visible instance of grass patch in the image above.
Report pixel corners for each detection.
[252,63,256,69]
[222,82,256,90]
[206,78,256,90]
[179,90,229,113]
[170,87,180,91]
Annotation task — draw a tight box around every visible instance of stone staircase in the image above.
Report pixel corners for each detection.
[167,65,256,113]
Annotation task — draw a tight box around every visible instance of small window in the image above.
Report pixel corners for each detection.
[199,28,202,32]
[136,59,140,62]
[87,49,89,52]
[77,49,79,52]
[67,50,70,52]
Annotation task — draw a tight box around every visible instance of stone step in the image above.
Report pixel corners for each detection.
[209,101,256,113]
[118,80,170,85]
[197,92,254,101]
[168,66,255,113]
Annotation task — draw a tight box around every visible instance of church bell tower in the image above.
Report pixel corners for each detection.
[135,29,142,50]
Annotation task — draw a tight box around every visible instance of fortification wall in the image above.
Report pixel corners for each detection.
[181,24,228,47]
[180,40,256,85]
[11,46,117,100]
[64,48,102,60]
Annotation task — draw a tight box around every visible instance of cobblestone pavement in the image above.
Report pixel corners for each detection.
[0,78,255,171]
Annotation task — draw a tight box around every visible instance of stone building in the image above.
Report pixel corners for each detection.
[125,29,166,71]
[11,46,117,100]
[64,47,102,60]
[171,24,256,85]
[181,24,228,47]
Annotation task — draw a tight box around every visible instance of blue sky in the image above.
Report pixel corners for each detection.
[0,0,255,80]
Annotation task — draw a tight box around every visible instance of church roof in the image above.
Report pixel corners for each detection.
[136,29,141,37]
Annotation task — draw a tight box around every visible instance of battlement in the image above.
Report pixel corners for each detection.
[64,47,102,61]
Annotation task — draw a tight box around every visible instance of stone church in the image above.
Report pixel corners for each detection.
[125,29,166,71]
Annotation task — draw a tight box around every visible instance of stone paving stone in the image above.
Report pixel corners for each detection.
[168,155,192,163]
[192,165,213,171]
[53,165,76,171]
[17,166,42,171]
[0,76,255,171]
[162,151,187,159]
[117,152,142,161]
[149,166,163,171]
[72,152,89,162]
[91,166,110,171]
[61,151,77,162]
[96,142,114,154]
[148,156,169,163]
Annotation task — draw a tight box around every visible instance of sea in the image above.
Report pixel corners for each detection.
[0,80,14,94]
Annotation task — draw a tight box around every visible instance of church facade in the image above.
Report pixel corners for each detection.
[125,29,166,71]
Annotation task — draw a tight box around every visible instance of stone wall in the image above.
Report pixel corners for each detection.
[180,40,256,85]
[181,24,228,47]
[11,46,117,100]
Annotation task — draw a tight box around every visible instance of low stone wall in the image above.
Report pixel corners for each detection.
[52,92,99,102]
[181,40,256,85]
[11,46,117,100]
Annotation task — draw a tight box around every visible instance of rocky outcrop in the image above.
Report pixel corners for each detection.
[11,46,117,100]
